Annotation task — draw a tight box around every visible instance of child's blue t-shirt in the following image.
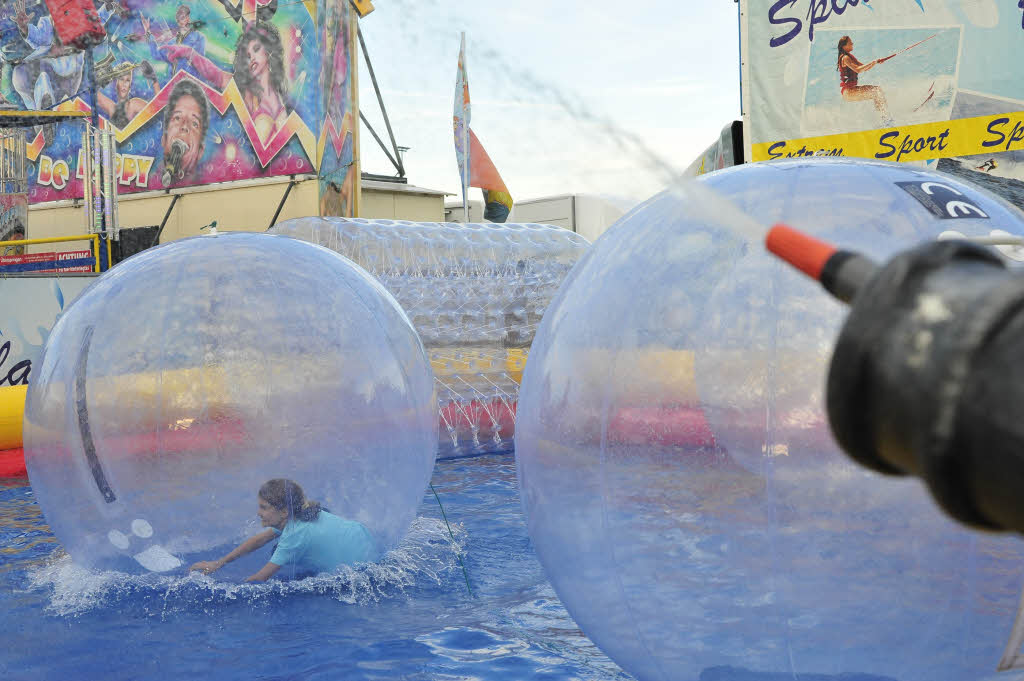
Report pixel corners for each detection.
[269,511,376,574]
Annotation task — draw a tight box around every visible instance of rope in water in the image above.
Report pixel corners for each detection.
[429,483,474,598]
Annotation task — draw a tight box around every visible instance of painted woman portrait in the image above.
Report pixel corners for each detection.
[325,6,349,119]
[318,2,355,217]
[97,61,159,129]
[160,20,290,143]
[231,21,289,143]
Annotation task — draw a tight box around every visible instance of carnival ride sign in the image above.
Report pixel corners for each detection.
[0,0,358,216]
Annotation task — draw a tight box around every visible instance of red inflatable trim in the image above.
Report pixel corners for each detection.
[0,448,26,478]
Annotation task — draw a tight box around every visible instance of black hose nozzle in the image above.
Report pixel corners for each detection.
[767,224,1024,534]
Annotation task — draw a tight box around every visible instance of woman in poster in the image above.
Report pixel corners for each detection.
[160,21,289,144]
[326,7,349,120]
[96,62,159,129]
[837,35,894,127]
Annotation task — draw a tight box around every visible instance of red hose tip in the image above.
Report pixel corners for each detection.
[765,223,838,281]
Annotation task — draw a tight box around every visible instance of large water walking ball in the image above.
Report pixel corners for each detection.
[23,232,437,574]
[516,158,1024,681]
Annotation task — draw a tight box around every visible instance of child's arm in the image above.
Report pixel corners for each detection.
[190,528,277,575]
[244,561,282,582]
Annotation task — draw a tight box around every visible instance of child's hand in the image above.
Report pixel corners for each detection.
[190,560,223,575]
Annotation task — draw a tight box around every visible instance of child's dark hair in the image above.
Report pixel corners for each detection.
[259,479,321,522]
[837,35,852,71]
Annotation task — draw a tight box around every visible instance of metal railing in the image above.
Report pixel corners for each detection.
[0,234,106,273]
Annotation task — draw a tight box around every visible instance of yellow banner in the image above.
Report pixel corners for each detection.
[752,111,1024,164]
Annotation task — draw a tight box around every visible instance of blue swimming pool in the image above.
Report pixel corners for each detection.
[0,453,633,681]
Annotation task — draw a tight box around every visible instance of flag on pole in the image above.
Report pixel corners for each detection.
[468,129,513,223]
[453,33,513,223]
[453,32,471,222]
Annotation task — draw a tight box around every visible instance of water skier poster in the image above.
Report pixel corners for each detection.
[802,27,960,135]
[742,0,1024,207]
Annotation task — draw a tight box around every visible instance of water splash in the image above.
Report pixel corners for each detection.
[664,179,771,244]
[25,517,467,618]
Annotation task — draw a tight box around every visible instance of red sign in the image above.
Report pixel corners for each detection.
[0,250,93,273]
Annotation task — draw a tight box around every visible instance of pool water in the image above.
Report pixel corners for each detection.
[0,454,633,681]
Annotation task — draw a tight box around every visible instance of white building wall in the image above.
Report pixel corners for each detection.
[444,193,630,242]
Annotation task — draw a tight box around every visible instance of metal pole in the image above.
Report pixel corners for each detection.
[358,112,401,174]
[18,130,24,194]
[83,125,93,234]
[92,126,102,235]
[268,180,298,229]
[3,133,9,192]
[357,27,404,177]
[1,133,8,188]
[0,234,103,247]
[460,34,469,223]
[462,121,470,223]
[86,49,108,268]
[150,193,181,248]
[87,48,99,129]
[102,130,113,239]
[109,132,119,241]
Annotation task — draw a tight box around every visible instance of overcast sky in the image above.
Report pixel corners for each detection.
[356,0,742,205]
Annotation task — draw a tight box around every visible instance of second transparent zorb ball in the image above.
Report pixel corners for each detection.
[516,158,1024,681]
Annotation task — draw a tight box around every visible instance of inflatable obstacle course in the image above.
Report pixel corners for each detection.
[0,385,26,476]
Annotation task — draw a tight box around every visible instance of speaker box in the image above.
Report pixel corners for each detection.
[112,226,159,264]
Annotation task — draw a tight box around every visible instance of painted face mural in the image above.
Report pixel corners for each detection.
[160,79,207,186]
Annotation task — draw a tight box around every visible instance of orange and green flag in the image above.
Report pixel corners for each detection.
[453,33,513,222]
